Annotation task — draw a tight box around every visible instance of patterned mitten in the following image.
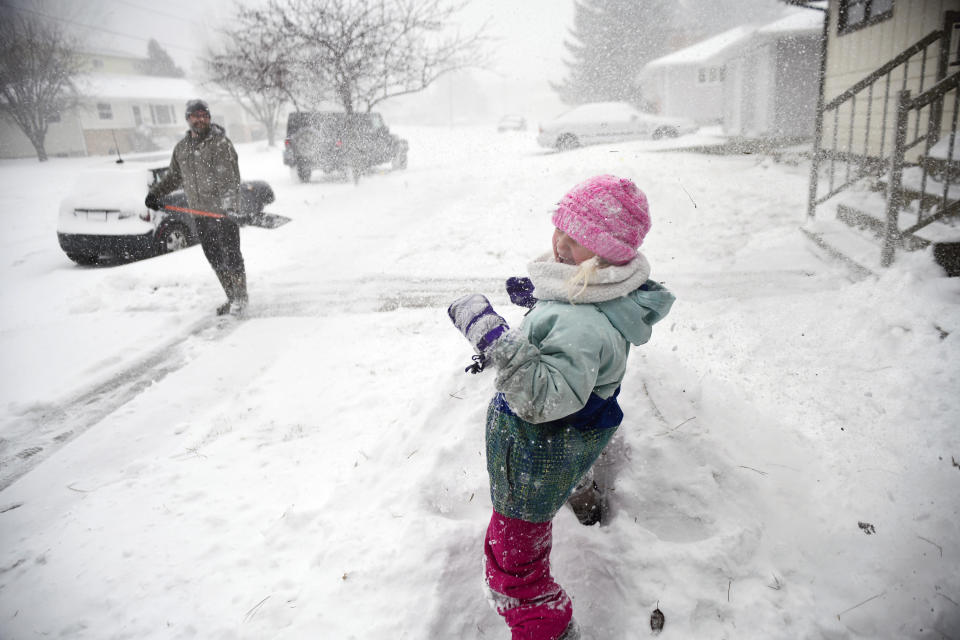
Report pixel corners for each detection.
[448,294,508,354]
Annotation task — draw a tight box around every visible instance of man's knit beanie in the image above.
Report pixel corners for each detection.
[185,99,210,117]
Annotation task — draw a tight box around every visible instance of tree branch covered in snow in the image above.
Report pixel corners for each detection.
[205,6,299,146]
[0,9,83,161]
[252,0,487,113]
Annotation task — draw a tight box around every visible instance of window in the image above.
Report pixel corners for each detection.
[839,0,893,33]
[150,104,175,125]
[91,59,103,69]
[697,66,725,84]
[132,105,142,126]
[97,103,113,120]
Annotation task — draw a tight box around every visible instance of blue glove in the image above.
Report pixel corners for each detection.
[506,277,537,309]
[448,294,508,354]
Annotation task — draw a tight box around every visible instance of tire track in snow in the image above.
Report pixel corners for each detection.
[244,275,507,317]
[0,276,503,493]
[0,269,829,493]
[660,269,835,302]
[0,316,242,492]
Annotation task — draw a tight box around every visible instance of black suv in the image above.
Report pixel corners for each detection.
[283,111,409,182]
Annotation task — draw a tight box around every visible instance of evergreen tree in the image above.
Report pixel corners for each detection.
[553,0,676,106]
[137,39,185,78]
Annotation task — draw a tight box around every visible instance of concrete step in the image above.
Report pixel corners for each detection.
[801,219,880,279]
[804,216,960,277]
[833,203,960,275]
[835,204,930,250]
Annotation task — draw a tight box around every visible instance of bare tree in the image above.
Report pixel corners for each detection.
[261,0,487,114]
[0,9,83,161]
[206,6,299,147]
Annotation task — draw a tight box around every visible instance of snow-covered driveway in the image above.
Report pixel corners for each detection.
[1,127,958,639]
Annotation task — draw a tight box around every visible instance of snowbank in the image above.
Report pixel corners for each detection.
[0,126,958,639]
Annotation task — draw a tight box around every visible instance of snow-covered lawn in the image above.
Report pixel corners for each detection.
[0,126,958,639]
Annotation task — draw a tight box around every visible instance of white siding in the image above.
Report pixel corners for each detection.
[659,67,725,125]
[721,30,821,138]
[774,36,821,137]
[0,112,88,159]
[753,43,776,136]
[822,0,960,158]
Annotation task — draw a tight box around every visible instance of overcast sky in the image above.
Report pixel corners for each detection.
[4,0,793,122]
[6,0,575,84]
[3,0,578,121]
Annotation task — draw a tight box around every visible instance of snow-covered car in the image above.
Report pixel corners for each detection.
[536,101,698,150]
[497,115,527,132]
[57,162,275,265]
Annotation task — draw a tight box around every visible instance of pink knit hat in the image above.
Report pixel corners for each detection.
[552,175,650,265]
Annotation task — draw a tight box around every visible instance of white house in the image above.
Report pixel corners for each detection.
[70,74,263,157]
[640,25,755,125]
[800,0,960,274]
[722,9,824,139]
[71,73,200,157]
[0,48,265,160]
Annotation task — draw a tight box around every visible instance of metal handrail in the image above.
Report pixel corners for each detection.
[821,30,943,111]
[881,70,960,266]
[813,158,890,206]
[910,70,960,110]
[881,91,911,266]
[807,28,947,219]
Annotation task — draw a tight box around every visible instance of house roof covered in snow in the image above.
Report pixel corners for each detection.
[645,25,755,69]
[76,74,203,101]
[757,9,824,35]
[644,8,823,71]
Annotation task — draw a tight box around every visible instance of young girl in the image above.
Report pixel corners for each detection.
[448,175,675,640]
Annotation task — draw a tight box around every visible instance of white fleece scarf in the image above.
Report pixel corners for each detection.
[526,251,650,303]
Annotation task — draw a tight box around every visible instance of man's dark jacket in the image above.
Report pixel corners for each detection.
[150,123,240,214]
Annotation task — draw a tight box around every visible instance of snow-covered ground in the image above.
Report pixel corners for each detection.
[0,125,958,639]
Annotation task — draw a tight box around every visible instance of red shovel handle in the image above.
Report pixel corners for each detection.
[162,205,226,219]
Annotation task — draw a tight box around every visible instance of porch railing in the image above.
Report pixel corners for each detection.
[881,71,960,265]
[807,29,949,217]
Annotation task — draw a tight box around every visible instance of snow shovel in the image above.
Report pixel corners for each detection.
[162,205,292,229]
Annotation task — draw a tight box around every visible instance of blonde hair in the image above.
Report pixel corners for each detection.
[565,256,611,301]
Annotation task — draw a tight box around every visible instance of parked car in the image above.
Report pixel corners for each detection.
[282,111,409,182]
[57,162,275,265]
[497,115,528,132]
[536,101,698,150]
